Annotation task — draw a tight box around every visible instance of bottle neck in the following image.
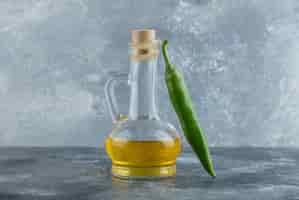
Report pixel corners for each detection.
[128,58,159,120]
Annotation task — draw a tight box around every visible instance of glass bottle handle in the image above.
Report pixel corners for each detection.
[104,73,129,123]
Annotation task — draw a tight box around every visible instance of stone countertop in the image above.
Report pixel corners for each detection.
[0,147,299,200]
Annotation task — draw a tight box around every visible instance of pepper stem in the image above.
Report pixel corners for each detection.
[162,40,174,71]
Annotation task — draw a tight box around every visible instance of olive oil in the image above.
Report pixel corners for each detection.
[105,137,181,177]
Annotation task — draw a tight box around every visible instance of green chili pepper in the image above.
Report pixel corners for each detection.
[162,40,216,177]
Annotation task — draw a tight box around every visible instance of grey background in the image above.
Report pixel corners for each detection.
[0,0,298,147]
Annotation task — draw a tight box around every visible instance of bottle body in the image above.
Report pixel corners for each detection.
[104,30,181,178]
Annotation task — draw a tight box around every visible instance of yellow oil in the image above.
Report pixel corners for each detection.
[105,136,181,177]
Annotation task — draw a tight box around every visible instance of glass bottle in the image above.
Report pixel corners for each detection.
[105,29,181,179]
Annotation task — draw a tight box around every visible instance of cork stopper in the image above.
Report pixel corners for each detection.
[130,29,159,61]
[131,29,156,44]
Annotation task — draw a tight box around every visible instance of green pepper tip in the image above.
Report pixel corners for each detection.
[162,40,168,48]
[210,171,216,178]
[161,40,173,70]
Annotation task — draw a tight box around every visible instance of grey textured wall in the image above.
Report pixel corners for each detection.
[1,0,299,146]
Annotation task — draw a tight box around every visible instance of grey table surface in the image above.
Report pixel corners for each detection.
[0,147,299,200]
